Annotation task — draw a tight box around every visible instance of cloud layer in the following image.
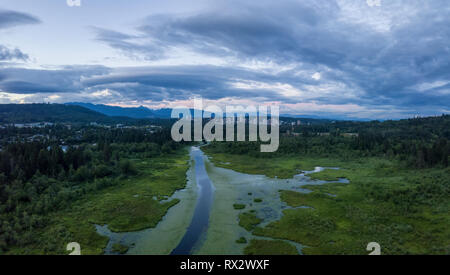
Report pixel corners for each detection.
[0,1,449,119]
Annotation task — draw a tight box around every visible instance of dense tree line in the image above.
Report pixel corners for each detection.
[206,115,450,232]
[0,103,169,125]
[209,115,450,168]
[0,126,182,252]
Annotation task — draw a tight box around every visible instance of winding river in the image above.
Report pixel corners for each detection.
[96,146,348,255]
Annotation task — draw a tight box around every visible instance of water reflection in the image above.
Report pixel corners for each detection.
[171,147,215,255]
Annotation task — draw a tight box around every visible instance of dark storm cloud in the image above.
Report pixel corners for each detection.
[96,0,344,64]
[81,65,290,101]
[0,80,62,94]
[0,9,41,29]
[0,66,110,94]
[1,1,449,118]
[0,64,291,104]
[89,0,450,112]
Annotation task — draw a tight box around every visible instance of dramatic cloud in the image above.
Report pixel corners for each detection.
[1,1,449,119]
[88,1,450,113]
[0,65,296,101]
[0,66,110,94]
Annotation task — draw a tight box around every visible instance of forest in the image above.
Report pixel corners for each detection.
[0,124,182,253]
[0,103,175,126]
[0,112,448,254]
[204,115,449,254]
[208,115,450,168]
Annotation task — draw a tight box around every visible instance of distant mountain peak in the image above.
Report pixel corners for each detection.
[66,102,157,119]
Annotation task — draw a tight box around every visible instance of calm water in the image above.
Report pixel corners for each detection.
[170,147,214,255]
[95,146,348,255]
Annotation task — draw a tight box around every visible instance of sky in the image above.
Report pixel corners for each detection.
[0,0,449,120]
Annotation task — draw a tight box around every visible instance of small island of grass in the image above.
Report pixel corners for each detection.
[239,212,262,231]
[112,243,129,255]
[236,237,248,244]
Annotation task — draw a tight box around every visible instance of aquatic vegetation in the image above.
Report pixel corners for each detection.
[112,243,129,254]
[203,147,352,179]
[239,212,262,232]
[236,237,247,244]
[206,150,449,255]
[308,169,348,181]
[233,204,246,210]
[244,240,298,255]
[269,166,450,254]
[6,149,190,255]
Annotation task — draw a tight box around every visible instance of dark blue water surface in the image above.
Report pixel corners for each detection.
[171,147,214,255]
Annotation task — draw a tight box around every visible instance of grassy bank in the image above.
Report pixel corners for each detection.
[204,150,449,255]
[8,148,190,255]
[203,147,350,179]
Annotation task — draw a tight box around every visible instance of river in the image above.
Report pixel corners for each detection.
[170,147,214,254]
[96,146,348,255]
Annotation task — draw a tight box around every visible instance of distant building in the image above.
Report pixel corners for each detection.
[13,122,54,128]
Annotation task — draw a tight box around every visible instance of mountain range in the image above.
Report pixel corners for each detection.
[0,102,366,124]
[66,102,173,119]
[67,102,360,121]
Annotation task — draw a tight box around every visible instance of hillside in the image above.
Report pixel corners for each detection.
[67,102,201,119]
[67,102,157,119]
[0,104,136,124]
